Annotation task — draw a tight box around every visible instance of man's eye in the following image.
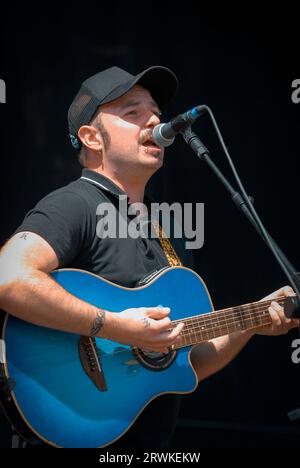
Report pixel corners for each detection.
[126,110,138,116]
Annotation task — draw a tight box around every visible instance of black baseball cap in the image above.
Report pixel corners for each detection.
[68,65,178,149]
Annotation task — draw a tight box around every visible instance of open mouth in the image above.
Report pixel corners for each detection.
[142,138,160,149]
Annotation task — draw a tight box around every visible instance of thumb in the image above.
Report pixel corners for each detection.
[262,286,295,301]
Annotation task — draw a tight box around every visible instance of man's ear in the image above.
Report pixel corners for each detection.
[78,125,103,152]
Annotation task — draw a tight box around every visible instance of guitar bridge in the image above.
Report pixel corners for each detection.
[78,336,107,391]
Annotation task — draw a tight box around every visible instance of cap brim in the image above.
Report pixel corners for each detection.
[101,66,178,109]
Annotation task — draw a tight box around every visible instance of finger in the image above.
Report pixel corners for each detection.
[173,334,184,346]
[153,316,172,332]
[268,304,283,329]
[167,322,185,341]
[270,302,300,331]
[152,322,184,346]
[146,307,171,319]
[271,301,286,314]
[272,301,292,323]
[272,303,293,331]
[155,335,183,352]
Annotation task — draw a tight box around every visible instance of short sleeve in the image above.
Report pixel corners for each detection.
[14,189,89,267]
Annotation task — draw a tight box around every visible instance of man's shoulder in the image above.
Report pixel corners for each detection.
[36,177,107,209]
[35,180,85,208]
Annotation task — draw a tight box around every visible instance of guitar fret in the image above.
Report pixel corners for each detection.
[246,303,254,328]
[184,329,192,346]
[224,309,230,335]
[237,305,246,331]
[199,321,205,337]
[200,317,210,341]
[208,312,217,338]
[257,305,265,326]
[190,318,197,343]
[239,307,246,331]
[249,303,259,327]
[260,304,270,323]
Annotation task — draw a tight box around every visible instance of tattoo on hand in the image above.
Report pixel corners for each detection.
[90,309,106,336]
[142,317,151,329]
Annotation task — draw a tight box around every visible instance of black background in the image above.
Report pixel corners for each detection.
[0,7,300,448]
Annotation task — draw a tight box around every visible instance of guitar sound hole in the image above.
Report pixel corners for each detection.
[133,347,177,371]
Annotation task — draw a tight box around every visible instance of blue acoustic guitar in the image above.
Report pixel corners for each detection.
[0,266,293,448]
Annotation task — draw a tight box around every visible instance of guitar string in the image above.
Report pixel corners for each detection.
[92,299,292,356]
[171,297,287,328]
[180,317,272,337]
[178,314,272,336]
[175,319,272,348]
[171,300,289,335]
[96,314,273,357]
[177,316,272,343]
[171,300,284,330]
[175,303,276,333]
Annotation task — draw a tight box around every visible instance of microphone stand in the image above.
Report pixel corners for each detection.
[180,126,300,318]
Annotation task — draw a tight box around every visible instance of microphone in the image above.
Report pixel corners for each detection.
[152,105,206,147]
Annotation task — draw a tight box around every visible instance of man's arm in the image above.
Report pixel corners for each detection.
[0,232,183,352]
[191,286,300,382]
[0,232,104,335]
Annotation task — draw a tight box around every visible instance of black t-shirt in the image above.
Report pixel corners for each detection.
[15,168,194,449]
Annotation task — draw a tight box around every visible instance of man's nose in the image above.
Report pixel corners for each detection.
[145,112,161,128]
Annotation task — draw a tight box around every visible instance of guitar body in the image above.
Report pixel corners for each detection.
[1,266,213,448]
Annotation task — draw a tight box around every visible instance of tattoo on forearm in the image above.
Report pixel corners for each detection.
[142,317,151,329]
[90,309,106,336]
[20,233,28,240]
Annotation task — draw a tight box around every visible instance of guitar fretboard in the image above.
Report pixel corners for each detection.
[171,296,287,348]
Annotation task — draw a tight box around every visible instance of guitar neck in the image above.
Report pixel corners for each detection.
[172,296,288,348]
